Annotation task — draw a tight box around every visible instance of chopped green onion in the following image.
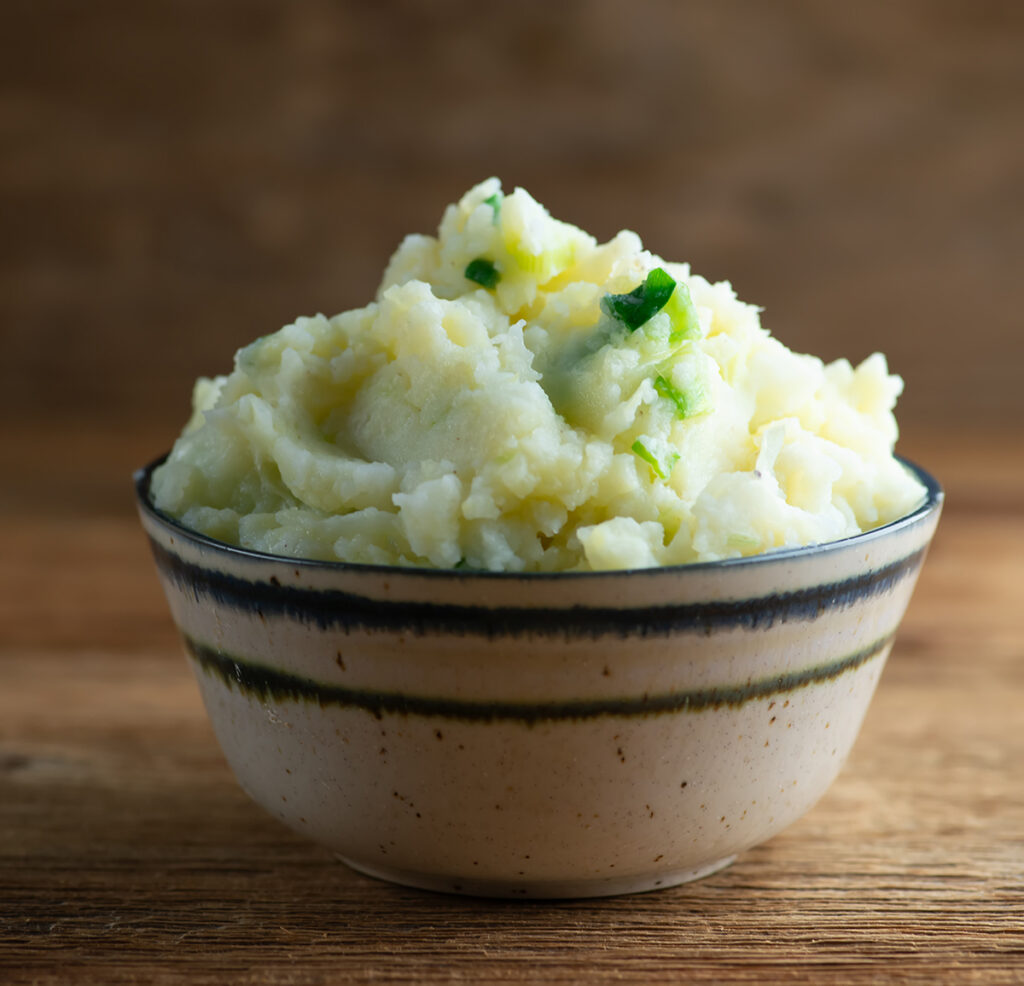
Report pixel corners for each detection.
[602,267,677,332]
[631,437,679,480]
[653,374,691,418]
[726,533,761,552]
[465,257,500,289]
[483,193,502,222]
[505,236,576,280]
[664,279,700,343]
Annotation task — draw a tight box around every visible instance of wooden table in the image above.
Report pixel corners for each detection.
[2,428,1022,985]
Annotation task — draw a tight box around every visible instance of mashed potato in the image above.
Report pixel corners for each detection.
[150,179,925,571]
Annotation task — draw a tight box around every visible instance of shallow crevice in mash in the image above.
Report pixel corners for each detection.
[150,179,925,572]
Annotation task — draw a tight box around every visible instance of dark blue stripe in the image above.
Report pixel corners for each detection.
[149,537,923,639]
[184,633,893,721]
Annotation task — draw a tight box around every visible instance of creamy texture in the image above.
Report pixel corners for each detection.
[150,179,925,571]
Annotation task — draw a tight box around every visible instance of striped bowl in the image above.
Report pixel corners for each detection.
[135,459,942,898]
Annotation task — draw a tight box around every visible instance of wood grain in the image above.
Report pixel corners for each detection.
[1,432,1022,984]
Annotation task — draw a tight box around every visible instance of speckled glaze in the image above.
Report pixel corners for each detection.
[135,458,942,898]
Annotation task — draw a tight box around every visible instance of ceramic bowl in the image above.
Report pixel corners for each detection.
[135,458,942,898]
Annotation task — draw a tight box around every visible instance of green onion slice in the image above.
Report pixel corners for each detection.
[483,193,502,222]
[664,280,700,343]
[631,437,679,480]
[602,267,677,331]
[465,257,500,289]
[654,374,690,419]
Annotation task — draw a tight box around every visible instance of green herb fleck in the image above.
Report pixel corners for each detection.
[726,533,761,552]
[465,257,500,289]
[631,437,679,480]
[602,267,677,332]
[483,193,502,222]
[654,374,691,419]
[664,280,700,343]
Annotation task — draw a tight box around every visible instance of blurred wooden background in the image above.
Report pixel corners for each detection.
[2,0,1022,518]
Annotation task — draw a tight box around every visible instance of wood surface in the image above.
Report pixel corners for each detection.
[1,429,1022,985]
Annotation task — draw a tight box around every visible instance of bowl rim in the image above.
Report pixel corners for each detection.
[134,454,943,581]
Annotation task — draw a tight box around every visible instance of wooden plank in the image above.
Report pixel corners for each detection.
[1,487,1022,984]
[1,650,1021,984]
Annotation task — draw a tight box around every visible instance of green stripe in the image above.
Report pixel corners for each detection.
[184,633,893,722]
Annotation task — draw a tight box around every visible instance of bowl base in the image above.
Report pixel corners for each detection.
[336,853,737,899]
